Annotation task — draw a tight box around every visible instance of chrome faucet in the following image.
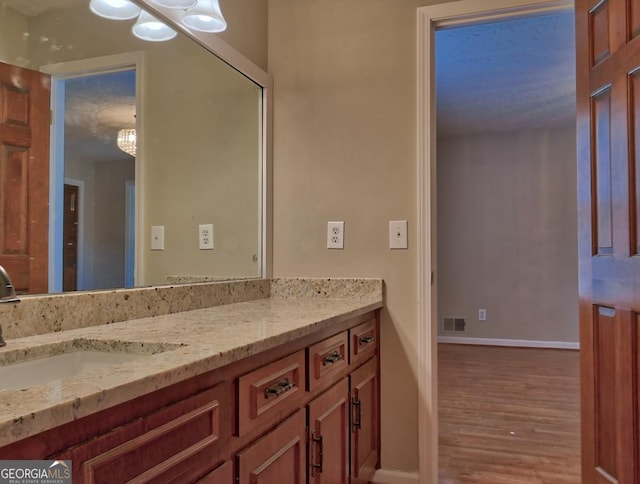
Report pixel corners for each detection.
[0,265,20,347]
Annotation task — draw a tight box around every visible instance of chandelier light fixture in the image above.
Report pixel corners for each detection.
[89,0,227,42]
[182,0,227,33]
[89,0,141,20]
[132,10,178,41]
[117,128,137,157]
[149,0,196,8]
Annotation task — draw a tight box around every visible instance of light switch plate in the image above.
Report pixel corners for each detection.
[151,225,165,250]
[389,220,408,249]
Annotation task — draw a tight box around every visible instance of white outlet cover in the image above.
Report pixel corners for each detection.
[199,224,214,250]
[327,221,344,249]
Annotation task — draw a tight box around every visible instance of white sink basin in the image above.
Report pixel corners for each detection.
[0,350,145,391]
[0,339,183,391]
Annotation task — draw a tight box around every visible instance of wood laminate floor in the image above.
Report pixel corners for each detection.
[438,344,581,484]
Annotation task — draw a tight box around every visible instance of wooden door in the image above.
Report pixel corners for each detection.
[308,378,349,484]
[236,408,306,484]
[576,0,640,482]
[0,61,50,294]
[350,357,379,483]
[63,184,78,291]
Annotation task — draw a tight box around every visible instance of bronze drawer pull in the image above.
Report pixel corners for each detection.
[359,335,375,345]
[352,397,362,431]
[322,350,344,366]
[311,431,324,476]
[264,378,294,398]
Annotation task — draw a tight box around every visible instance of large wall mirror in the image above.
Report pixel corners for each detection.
[0,0,270,295]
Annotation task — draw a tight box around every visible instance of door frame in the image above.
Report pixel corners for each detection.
[42,52,144,292]
[416,0,572,481]
[124,179,135,288]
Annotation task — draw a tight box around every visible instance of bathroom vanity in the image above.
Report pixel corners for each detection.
[0,278,382,483]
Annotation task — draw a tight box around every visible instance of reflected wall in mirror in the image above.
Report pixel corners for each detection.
[0,0,263,294]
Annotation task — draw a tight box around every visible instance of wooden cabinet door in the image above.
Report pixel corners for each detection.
[576,0,640,482]
[0,61,50,294]
[197,461,233,484]
[308,378,349,484]
[350,357,379,483]
[237,408,306,484]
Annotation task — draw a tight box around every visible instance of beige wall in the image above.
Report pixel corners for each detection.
[437,127,578,343]
[0,7,27,66]
[268,0,445,472]
[217,0,268,71]
[93,160,135,289]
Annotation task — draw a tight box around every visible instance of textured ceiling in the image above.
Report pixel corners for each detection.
[64,70,137,162]
[436,11,576,137]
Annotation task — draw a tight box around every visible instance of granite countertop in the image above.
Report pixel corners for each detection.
[0,292,382,447]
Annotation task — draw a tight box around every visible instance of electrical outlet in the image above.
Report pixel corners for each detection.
[327,221,344,249]
[199,224,214,250]
[151,226,164,250]
[478,309,487,321]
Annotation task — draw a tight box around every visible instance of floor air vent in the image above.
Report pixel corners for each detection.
[443,317,466,332]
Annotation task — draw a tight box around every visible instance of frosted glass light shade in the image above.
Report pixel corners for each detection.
[181,0,227,33]
[132,11,177,42]
[117,128,137,156]
[149,0,197,8]
[90,0,141,20]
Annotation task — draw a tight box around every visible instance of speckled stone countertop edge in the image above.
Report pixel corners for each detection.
[0,295,383,448]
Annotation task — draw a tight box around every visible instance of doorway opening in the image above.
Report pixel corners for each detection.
[435,13,579,478]
[63,178,84,292]
[417,0,576,481]
[46,54,140,292]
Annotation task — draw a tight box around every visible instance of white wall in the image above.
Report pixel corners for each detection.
[437,127,578,343]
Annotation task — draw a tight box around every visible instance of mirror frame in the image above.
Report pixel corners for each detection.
[43,0,273,288]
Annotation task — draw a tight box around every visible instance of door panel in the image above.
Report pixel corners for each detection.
[577,0,640,482]
[308,378,349,484]
[592,86,613,255]
[0,61,50,294]
[350,357,378,483]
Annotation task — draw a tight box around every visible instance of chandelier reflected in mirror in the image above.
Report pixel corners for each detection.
[117,128,137,157]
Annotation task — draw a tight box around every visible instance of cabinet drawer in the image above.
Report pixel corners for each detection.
[238,350,306,436]
[308,331,348,391]
[55,382,231,484]
[350,319,377,367]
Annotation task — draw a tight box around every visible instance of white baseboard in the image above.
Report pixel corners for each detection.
[437,336,579,350]
[371,469,420,484]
